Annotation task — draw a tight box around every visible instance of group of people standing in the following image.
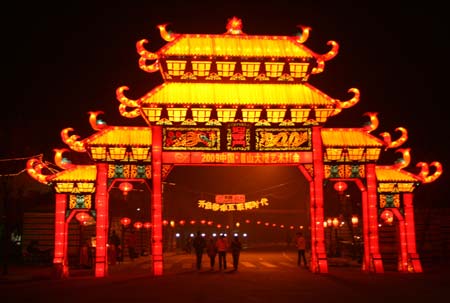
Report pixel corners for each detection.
[192,231,242,271]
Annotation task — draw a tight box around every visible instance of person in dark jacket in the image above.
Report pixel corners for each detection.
[192,231,206,270]
[230,235,242,270]
[206,237,218,270]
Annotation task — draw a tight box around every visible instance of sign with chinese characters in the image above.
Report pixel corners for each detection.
[227,123,250,151]
[215,194,246,204]
[255,128,311,151]
[162,151,312,164]
[198,197,269,212]
[163,127,221,150]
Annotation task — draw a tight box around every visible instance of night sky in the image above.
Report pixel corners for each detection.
[3,1,448,209]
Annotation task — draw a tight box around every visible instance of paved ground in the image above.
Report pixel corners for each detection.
[1,247,448,303]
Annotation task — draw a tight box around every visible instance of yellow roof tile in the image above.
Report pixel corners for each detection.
[321,128,385,147]
[376,166,420,182]
[140,82,335,106]
[50,165,97,182]
[161,35,314,58]
[86,127,152,146]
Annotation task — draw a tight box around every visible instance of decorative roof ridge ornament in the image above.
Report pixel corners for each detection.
[225,16,245,35]
[136,38,160,73]
[157,23,177,42]
[392,148,411,170]
[311,41,339,74]
[330,87,360,116]
[53,148,75,170]
[136,39,159,59]
[416,161,443,183]
[379,127,408,149]
[61,128,86,152]
[295,25,311,44]
[362,112,379,132]
[88,111,107,131]
[26,158,51,184]
[116,86,141,119]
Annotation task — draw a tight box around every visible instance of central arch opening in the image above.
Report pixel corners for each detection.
[162,166,309,265]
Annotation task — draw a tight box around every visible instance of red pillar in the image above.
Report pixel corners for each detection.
[298,165,317,272]
[95,163,109,277]
[53,193,67,278]
[391,208,408,272]
[311,125,328,273]
[151,125,164,275]
[403,193,422,272]
[366,163,383,273]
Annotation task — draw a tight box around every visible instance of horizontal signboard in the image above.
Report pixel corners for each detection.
[162,151,312,164]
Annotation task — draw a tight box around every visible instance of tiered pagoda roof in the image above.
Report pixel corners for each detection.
[117,17,358,126]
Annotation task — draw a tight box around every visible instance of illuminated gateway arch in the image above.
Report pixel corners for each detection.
[26,17,442,278]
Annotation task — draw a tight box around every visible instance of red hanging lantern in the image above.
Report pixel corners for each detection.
[334,181,348,193]
[76,212,90,223]
[380,209,394,225]
[120,217,131,227]
[119,182,133,196]
[133,221,143,229]
[143,222,152,229]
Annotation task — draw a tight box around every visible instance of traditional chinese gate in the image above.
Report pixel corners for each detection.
[26,17,442,278]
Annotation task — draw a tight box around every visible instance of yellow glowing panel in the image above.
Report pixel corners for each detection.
[131,147,150,160]
[289,63,309,78]
[266,109,286,123]
[55,183,74,193]
[378,183,396,192]
[217,108,237,122]
[167,108,188,122]
[265,62,284,77]
[109,147,127,160]
[366,148,381,161]
[191,108,212,122]
[77,182,95,193]
[397,183,415,192]
[314,109,334,122]
[90,147,107,160]
[242,109,262,123]
[241,62,261,77]
[347,148,364,161]
[142,108,162,122]
[192,61,212,77]
[166,60,186,76]
[290,109,310,123]
[216,62,236,77]
[325,148,343,161]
